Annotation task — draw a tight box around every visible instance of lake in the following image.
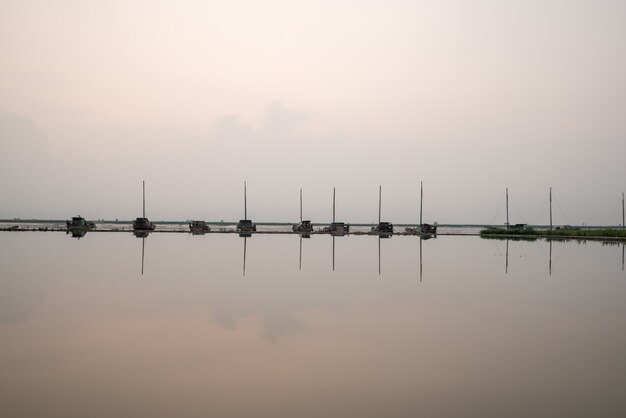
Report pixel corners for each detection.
[1,231,625,418]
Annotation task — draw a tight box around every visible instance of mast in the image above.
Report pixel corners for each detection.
[420,181,423,226]
[506,187,509,229]
[378,185,382,224]
[622,192,626,229]
[333,187,336,223]
[300,188,303,223]
[244,181,247,220]
[549,187,553,230]
[622,192,624,230]
[142,180,146,218]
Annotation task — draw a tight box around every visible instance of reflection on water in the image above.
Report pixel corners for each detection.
[242,236,247,276]
[1,233,626,418]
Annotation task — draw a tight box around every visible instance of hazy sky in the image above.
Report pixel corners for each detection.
[1,0,625,224]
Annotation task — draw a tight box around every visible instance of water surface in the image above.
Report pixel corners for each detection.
[1,232,625,417]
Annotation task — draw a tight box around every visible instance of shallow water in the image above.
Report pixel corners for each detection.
[1,232,625,418]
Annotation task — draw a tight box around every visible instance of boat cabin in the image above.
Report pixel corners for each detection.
[508,223,531,230]
[237,219,257,233]
[189,220,210,234]
[133,217,155,231]
[66,216,96,231]
[293,220,313,233]
[372,222,394,234]
[327,222,349,236]
[420,223,437,234]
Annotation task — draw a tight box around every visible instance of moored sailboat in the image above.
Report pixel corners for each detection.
[133,181,155,232]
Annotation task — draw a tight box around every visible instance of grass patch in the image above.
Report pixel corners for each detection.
[480,227,626,239]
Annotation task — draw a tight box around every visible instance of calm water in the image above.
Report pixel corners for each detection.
[1,232,625,418]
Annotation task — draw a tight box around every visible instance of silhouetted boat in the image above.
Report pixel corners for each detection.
[237,219,256,233]
[326,221,349,236]
[236,181,256,233]
[66,215,96,232]
[293,220,313,233]
[293,188,314,233]
[371,186,394,236]
[405,182,437,236]
[322,187,349,236]
[133,217,155,231]
[420,223,437,234]
[189,220,210,234]
[372,221,393,237]
[133,181,155,232]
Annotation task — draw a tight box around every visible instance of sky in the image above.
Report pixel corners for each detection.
[1,0,625,225]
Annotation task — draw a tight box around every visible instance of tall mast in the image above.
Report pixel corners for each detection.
[622,192,625,230]
[622,192,626,229]
[506,187,509,229]
[300,188,303,223]
[333,187,336,223]
[550,187,553,230]
[244,181,247,220]
[420,181,423,226]
[378,185,382,224]
[142,180,146,218]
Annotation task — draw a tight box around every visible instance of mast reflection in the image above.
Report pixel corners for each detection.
[133,230,150,275]
[419,236,422,282]
[545,239,556,275]
[506,238,509,275]
[242,236,247,276]
[332,236,335,271]
[298,233,310,271]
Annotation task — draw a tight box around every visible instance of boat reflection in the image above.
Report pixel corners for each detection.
[67,229,88,239]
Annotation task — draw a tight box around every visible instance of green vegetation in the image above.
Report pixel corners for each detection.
[480,227,626,239]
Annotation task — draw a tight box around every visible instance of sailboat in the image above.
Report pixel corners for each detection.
[66,215,96,233]
[419,182,437,235]
[236,181,256,234]
[293,188,313,234]
[133,181,155,232]
[406,181,436,235]
[371,185,393,236]
[324,187,349,236]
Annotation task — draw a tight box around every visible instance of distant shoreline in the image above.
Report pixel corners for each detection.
[0,219,621,229]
